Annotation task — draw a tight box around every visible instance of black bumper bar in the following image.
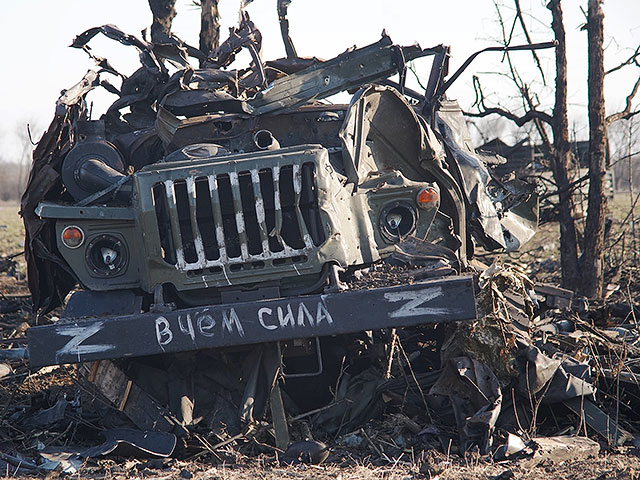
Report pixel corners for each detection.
[26,276,476,367]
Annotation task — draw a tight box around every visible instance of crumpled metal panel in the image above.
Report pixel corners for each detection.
[339,85,446,186]
[20,71,100,315]
[436,100,538,252]
[339,86,468,260]
[247,35,424,116]
[430,356,502,454]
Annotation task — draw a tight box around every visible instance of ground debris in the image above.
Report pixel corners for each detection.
[0,262,635,476]
[521,436,600,467]
[1,256,639,479]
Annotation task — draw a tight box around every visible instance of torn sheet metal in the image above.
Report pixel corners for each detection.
[205,11,262,69]
[515,346,596,403]
[71,24,166,74]
[248,35,426,115]
[312,367,386,435]
[337,85,468,259]
[430,356,502,454]
[436,101,538,252]
[277,0,297,58]
[338,85,446,187]
[39,428,176,473]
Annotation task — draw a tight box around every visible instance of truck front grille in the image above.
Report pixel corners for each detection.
[151,163,325,272]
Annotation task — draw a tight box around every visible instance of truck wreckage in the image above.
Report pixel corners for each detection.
[11,13,614,462]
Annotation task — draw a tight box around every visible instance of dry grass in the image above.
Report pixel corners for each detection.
[27,448,640,480]
[0,203,24,256]
[0,203,27,297]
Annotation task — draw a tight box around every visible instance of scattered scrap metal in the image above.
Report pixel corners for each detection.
[0,7,637,477]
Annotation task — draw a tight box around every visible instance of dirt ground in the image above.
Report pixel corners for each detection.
[1,198,640,479]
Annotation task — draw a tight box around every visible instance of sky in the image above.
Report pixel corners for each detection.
[0,0,638,162]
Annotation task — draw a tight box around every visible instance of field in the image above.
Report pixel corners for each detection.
[0,204,27,293]
[1,197,639,479]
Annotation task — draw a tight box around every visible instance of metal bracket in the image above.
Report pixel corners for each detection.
[277,337,324,378]
[150,284,176,313]
[324,263,347,293]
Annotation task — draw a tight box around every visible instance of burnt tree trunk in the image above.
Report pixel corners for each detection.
[581,0,608,298]
[547,0,580,291]
[148,0,177,42]
[200,0,220,64]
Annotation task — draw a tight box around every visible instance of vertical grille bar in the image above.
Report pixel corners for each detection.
[194,177,220,261]
[272,166,290,253]
[152,183,176,264]
[300,163,325,246]
[251,170,270,255]
[164,180,186,269]
[292,164,315,249]
[186,177,206,266]
[229,172,249,260]
[259,168,285,253]
[207,175,228,262]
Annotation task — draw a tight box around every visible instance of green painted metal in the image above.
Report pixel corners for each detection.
[51,144,439,294]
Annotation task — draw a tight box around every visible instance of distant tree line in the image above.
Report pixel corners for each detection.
[0,122,40,203]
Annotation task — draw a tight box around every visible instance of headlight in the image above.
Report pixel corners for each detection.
[379,202,417,242]
[85,234,128,277]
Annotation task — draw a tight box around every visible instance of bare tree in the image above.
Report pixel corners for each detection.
[466,0,580,290]
[0,121,41,202]
[626,119,638,265]
[547,0,579,290]
[466,0,640,297]
[581,0,608,298]
[148,0,177,42]
[199,0,220,62]
[609,118,640,192]
[148,0,220,66]
[579,0,640,297]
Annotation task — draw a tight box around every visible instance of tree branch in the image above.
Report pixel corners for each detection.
[606,43,640,75]
[539,172,589,200]
[513,0,547,84]
[606,74,640,125]
[463,106,553,126]
[468,74,554,127]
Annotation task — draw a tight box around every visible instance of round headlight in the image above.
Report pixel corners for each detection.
[85,234,128,277]
[379,202,417,242]
[61,226,85,249]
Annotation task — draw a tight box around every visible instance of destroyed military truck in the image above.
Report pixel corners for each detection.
[15,16,548,438]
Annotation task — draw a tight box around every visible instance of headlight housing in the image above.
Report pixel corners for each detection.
[379,201,417,242]
[85,234,128,277]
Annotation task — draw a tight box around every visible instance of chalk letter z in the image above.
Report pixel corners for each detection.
[384,287,448,318]
[56,321,115,362]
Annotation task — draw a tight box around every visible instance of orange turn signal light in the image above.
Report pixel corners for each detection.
[61,226,84,249]
[416,187,439,208]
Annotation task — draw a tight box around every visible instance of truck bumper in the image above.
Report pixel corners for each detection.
[26,275,476,367]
